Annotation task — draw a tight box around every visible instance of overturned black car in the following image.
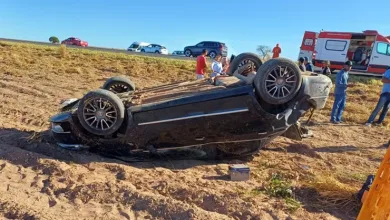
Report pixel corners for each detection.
[50,53,332,158]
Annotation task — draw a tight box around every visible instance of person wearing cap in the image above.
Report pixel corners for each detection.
[298,57,306,72]
[365,67,390,127]
[330,60,353,124]
[304,57,314,72]
[321,60,332,76]
[272,44,282,58]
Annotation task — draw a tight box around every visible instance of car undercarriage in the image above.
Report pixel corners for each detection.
[50,53,332,158]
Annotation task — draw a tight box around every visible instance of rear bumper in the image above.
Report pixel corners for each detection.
[301,74,333,109]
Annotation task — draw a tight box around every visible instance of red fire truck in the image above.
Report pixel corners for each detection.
[298,30,390,75]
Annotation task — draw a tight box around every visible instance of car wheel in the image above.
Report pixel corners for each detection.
[141,49,145,52]
[209,51,217,59]
[254,58,302,105]
[227,52,263,76]
[102,75,136,94]
[77,89,125,136]
[184,49,192,57]
[155,50,160,53]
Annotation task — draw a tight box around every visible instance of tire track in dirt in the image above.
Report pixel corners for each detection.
[0,141,233,220]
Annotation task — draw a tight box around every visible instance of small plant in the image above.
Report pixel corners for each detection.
[49,36,60,44]
[264,173,301,212]
[58,44,67,58]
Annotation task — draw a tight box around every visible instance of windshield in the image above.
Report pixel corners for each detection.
[129,44,139,49]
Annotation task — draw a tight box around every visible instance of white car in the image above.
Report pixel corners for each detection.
[140,44,168,55]
[127,42,150,52]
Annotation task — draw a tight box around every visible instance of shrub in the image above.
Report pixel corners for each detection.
[49,36,60,44]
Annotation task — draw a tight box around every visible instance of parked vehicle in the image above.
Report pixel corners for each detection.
[184,41,228,58]
[61,37,88,47]
[127,42,150,52]
[299,30,390,75]
[50,53,332,159]
[140,44,168,55]
[172,51,185,56]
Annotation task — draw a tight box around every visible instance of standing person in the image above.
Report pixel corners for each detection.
[298,57,306,72]
[272,44,282,58]
[196,49,208,79]
[321,60,332,76]
[304,57,314,72]
[365,68,390,127]
[211,54,224,77]
[330,61,353,124]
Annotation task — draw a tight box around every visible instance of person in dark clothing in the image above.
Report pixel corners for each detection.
[321,60,332,76]
[304,57,314,72]
[298,57,306,72]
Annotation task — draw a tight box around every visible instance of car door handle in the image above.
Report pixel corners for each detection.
[341,54,346,55]
[374,56,379,58]
[195,137,205,141]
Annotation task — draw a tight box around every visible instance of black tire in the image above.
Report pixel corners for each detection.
[254,58,302,105]
[155,50,160,53]
[102,76,136,94]
[77,89,125,136]
[184,49,192,57]
[209,51,217,59]
[227,52,262,76]
[141,49,145,52]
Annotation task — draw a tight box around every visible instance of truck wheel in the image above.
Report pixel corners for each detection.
[102,76,136,94]
[209,51,217,59]
[77,89,125,136]
[254,58,302,105]
[227,52,262,76]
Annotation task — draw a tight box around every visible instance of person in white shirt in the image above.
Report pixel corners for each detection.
[211,54,224,78]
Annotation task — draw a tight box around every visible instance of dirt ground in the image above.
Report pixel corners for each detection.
[0,41,388,220]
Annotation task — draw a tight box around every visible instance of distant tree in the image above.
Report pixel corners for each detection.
[256,45,272,61]
[49,36,60,44]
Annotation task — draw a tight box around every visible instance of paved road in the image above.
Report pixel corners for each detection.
[0,37,200,61]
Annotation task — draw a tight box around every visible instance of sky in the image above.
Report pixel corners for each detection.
[1,0,389,60]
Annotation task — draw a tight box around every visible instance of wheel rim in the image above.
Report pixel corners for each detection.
[210,52,216,58]
[236,58,259,72]
[185,50,191,56]
[82,97,118,131]
[265,65,298,99]
[108,83,130,94]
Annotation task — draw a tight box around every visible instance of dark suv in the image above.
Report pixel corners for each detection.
[184,41,228,58]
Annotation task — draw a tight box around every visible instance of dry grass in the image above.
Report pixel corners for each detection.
[0,41,196,131]
[0,40,388,220]
[316,74,387,126]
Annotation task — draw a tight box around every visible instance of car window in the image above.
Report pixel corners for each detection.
[160,46,166,49]
[129,44,139,48]
[377,42,390,56]
[196,42,204,47]
[325,40,347,51]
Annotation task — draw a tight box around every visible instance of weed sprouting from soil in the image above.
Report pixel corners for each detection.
[263,173,301,212]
